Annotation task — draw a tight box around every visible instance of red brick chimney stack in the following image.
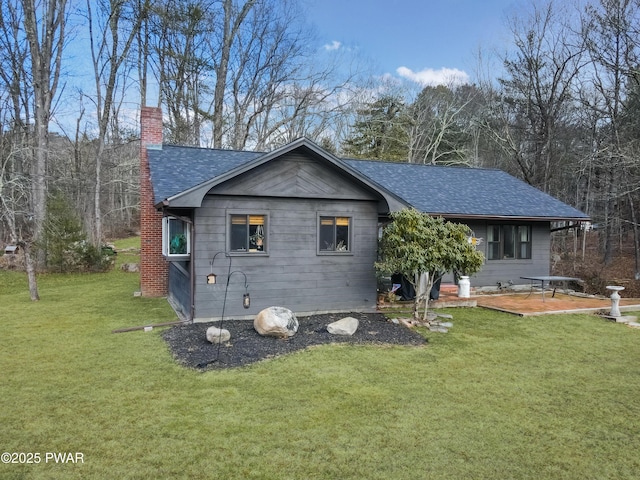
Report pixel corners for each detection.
[140,107,168,297]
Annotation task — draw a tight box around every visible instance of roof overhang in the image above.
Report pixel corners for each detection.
[156,138,406,212]
[428,213,591,222]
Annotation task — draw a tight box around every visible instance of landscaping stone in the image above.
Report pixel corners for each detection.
[254,306,299,337]
[327,316,359,336]
[206,326,231,344]
[431,321,453,328]
[428,325,449,333]
[121,263,139,273]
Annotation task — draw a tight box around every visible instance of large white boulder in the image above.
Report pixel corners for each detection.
[254,306,298,338]
[327,316,359,336]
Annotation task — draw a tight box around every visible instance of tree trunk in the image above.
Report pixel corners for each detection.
[212,0,256,147]
[629,193,640,280]
[20,241,39,301]
[421,272,435,324]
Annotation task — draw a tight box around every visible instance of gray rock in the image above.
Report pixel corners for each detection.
[327,316,359,336]
[431,321,453,328]
[428,325,449,333]
[120,263,139,273]
[254,306,298,337]
[206,326,231,344]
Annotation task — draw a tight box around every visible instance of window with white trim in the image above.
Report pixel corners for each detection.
[229,214,267,253]
[162,216,191,258]
[487,224,531,260]
[319,216,351,253]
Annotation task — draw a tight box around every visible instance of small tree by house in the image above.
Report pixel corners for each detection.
[376,208,484,323]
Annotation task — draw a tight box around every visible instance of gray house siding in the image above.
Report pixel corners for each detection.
[453,221,550,287]
[188,150,384,320]
[168,262,191,319]
[192,196,379,320]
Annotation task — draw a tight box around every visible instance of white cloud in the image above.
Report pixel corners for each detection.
[323,40,342,51]
[396,66,470,87]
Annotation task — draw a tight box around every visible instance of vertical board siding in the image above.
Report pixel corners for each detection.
[193,196,379,320]
[168,262,191,319]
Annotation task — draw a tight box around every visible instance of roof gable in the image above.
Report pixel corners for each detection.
[211,151,379,201]
[149,138,398,209]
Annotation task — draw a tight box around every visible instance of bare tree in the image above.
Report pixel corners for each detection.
[149,0,213,145]
[146,0,366,150]
[407,84,480,166]
[580,0,640,265]
[489,0,583,192]
[85,0,142,245]
[210,0,256,147]
[0,0,69,299]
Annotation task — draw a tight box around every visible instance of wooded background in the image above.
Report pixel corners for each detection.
[1,0,639,296]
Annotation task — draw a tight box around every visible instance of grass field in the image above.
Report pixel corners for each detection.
[1,238,639,479]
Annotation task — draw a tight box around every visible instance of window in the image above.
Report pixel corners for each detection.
[162,216,190,258]
[487,224,531,260]
[229,214,267,253]
[319,216,351,253]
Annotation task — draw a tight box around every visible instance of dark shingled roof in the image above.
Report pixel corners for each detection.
[147,143,588,220]
[344,159,588,220]
[148,145,263,203]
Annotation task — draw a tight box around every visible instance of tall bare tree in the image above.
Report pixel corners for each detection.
[149,0,212,145]
[490,0,583,193]
[211,0,256,147]
[0,0,69,299]
[86,0,142,245]
[407,84,480,166]
[146,0,364,150]
[580,0,640,265]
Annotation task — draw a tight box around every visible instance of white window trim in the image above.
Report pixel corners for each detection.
[162,216,191,259]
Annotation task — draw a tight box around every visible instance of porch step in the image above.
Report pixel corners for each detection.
[439,283,477,296]
[439,283,458,294]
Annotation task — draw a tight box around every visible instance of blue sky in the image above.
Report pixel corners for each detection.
[305,0,517,86]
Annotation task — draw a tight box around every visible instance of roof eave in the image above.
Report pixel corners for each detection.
[430,213,591,222]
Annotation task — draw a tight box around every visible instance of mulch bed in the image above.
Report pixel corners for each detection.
[162,312,426,370]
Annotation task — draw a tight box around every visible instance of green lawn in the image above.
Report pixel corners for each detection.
[1,240,639,479]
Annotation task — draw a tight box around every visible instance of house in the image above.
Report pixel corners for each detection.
[139,107,589,321]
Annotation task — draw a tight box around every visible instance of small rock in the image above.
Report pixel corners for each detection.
[254,306,298,337]
[435,313,453,319]
[206,326,231,344]
[121,263,139,273]
[327,316,359,336]
[431,321,453,328]
[428,325,449,333]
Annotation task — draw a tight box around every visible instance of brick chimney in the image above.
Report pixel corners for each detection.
[140,107,168,297]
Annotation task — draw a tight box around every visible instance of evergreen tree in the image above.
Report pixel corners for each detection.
[342,94,409,161]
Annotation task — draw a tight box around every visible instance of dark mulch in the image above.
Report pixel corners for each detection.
[162,312,426,370]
